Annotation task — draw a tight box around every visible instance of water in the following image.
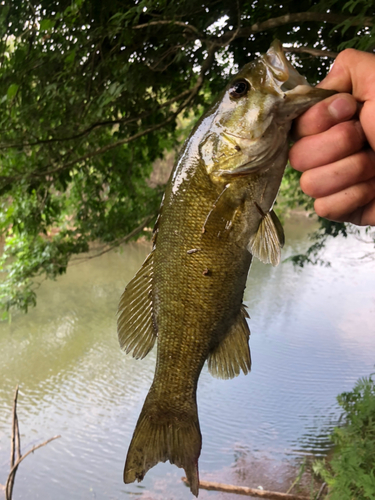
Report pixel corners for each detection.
[0,215,374,499]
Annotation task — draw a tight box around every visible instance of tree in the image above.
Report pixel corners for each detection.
[0,0,374,316]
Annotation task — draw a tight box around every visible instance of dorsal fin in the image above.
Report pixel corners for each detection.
[248,208,284,266]
[207,305,251,379]
[117,251,157,360]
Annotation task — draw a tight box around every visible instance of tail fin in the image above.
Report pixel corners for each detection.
[124,396,202,496]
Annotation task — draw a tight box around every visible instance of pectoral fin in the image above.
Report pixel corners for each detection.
[207,305,251,379]
[248,208,284,266]
[117,251,157,359]
[201,183,241,237]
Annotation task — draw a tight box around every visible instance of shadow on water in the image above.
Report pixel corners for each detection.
[0,215,375,499]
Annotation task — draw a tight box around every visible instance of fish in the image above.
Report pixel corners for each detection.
[117,40,336,497]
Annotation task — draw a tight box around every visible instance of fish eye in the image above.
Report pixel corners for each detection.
[229,79,250,98]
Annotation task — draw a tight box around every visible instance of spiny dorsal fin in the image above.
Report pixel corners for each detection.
[248,209,284,266]
[207,305,251,379]
[117,251,157,359]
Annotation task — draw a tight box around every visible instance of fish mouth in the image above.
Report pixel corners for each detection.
[264,40,310,93]
[263,40,336,100]
[263,40,337,113]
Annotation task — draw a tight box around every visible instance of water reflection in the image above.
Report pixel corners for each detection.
[0,217,374,499]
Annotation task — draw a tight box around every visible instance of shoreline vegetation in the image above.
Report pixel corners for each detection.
[219,372,375,500]
[312,374,375,500]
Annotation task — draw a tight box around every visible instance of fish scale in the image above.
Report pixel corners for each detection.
[117,40,336,497]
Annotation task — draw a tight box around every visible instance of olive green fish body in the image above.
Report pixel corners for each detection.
[153,163,253,366]
[118,41,336,496]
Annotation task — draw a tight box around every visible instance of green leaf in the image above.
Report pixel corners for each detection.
[64,49,76,65]
[7,83,19,100]
[0,0,374,313]
[40,19,56,31]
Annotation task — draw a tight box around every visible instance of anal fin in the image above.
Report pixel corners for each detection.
[117,251,157,359]
[207,305,251,379]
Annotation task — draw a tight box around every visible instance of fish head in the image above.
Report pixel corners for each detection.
[200,40,336,178]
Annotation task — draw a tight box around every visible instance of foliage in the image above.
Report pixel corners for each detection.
[313,374,375,499]
[0,0,375,315]
[285,217,349,268]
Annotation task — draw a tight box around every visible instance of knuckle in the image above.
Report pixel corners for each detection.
[335,121,364,152]
[352,151,370,176]
[335,49,358,66]
[288,144,304,171]
[314,198,331,219]
[300,171,316,197]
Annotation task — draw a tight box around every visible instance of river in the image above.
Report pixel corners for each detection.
[0,214,374,499]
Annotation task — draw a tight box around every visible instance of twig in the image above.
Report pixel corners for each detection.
[284,46,338,59]
[3,387,61,500]
[8,386,21,500]
[5,436,61,500]
[316,482,327,500]
[10,386,18,468]
[133,20,203,38]
[182,477,310,500]
[69,213,156,265]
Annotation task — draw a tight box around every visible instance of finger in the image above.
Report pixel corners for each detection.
[318,49,375,100]
[318,49,375,151]
[300,149,375,198]
[289,119,366,172]
[292,93,357,140]
[357,198,375,227]
[314,177,375,226]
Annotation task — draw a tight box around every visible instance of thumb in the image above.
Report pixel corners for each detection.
[318,49,375,151]
[318,48,375,102]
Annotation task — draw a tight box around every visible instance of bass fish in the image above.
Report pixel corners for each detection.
[118,40,335,496]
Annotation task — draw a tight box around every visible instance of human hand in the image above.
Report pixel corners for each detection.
[289,49,375,226]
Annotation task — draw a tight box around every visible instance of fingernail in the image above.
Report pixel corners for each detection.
[328,98,354,121]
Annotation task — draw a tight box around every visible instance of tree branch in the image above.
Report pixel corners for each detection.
[46,46,214,174]
[69,213,156,265]
[1,10,366,186]
[0,45,216,186]
[129,12,374,48]
[133,19,203,38]
[182,477,311,500]
[220,12,373,43]
[0,85,195,151]
[284,46,338,59]
[1,11,367,153]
